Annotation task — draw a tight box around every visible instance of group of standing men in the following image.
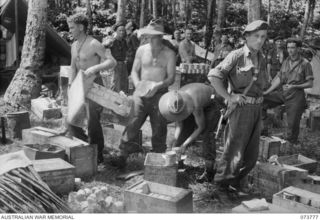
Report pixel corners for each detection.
[66,12,314,193]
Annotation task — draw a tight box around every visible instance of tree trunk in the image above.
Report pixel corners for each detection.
[300,0,314,39]
[152,0,157,18]
[308,0,316,25]
[217,0,226,30]
[4,0,47,110]
[140,0,146,28]
[267,0,271,24]
[286,0,293,13]
[247,0,261,23]
[205,0,216,60]
[86,0,93,35]
[172,0,177,28]
[185,0,191,28]
[116,0,127,24]
[148,0,152,14]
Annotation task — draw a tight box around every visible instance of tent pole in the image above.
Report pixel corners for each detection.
[15,0,19,65]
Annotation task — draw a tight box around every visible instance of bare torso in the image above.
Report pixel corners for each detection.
[72,36,101,71]
[180,83,214,110]
[140,44,171,82]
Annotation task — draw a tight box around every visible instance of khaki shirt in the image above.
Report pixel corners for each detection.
[208,45,268,97]
[277,55,314,85]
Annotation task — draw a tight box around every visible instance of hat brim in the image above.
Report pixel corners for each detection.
[159,91,195,122]
[139,28,165,36]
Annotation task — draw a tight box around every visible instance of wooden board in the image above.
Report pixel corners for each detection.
[124,180,193,213]
[67,70,87,127]
[86,83,133,117]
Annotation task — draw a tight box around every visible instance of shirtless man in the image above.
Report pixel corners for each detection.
[67,13,116,164]
[159,83,223,182]
[111,19,176,168]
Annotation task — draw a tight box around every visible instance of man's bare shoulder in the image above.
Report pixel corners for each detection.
[88,37,103,48]
[163,46,176,57]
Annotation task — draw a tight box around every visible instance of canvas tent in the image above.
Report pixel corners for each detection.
[0,0,71,67]
[305,39,320,96]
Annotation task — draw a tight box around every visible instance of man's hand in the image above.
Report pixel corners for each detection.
[84,66,98,77]
[263,90,269,96]
[228,94,246,106]
[134,80,159,98]
[144,82,160,98]
[283,84,295,91]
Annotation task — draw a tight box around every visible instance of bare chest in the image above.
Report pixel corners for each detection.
[141,49,168,68]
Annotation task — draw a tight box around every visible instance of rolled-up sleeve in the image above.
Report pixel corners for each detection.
[208,50,239,81]
[304,62,314,81]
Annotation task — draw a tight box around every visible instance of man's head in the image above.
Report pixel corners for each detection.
[125,21,137,35]
[173,30,181,41]
[221,35,228,44]
[185,28,193,41]
[286,38,302,58]
[114,22,126,39]
[67,13,88,39]
[274,36,285,49]
[139,19,165,47]
[243,20,268,52]
[159,91,194,122]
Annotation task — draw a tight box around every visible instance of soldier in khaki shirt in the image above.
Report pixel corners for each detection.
[263,38,314,144]
[208,20,269,192]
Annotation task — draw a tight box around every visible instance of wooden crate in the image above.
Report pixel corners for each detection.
[49,136,97,179]
[144,153,178,186]
[272,186,320,212]
[22,126,59,145]
[32,158,75,195]
[249,162,308,200]
[86,83,133,117]
[232,203,290,213]
[31,97,62,120]
[23,144,66,160]
[278,154,318,174]
[271,136,289,155]
[259,136,281,161]
[310,110,320,131]
[124,180,193,213]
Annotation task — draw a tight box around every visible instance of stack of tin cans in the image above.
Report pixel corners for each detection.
[179,63,211,75]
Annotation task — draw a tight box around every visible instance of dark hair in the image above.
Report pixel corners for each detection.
[185,26,193,32]
[114,22,126,31]
[286,38,302,47]
[67,13,88,31]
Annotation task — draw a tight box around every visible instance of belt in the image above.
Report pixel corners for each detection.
[244,96,263,104]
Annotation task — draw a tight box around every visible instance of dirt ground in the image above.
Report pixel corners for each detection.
[0,91,320,213]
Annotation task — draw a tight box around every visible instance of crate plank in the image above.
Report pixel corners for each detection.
[124,180,193,213]
[32,158,75,195]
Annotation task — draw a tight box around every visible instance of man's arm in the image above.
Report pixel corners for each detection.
[292,62,314,89]
[208,51,246,106]
[69,43,77,85]
[84,40,117,76]
[263,76,281,95]
[131,46,143,87]
[180,109,205,153]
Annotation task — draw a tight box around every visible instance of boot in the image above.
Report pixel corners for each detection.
[196,169,215,183]
[109,155,127,169]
